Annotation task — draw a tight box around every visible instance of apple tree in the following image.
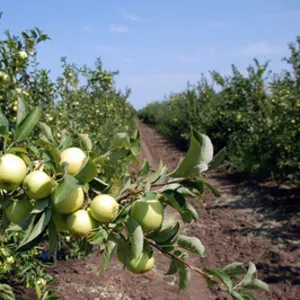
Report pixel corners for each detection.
[0,18,269,300]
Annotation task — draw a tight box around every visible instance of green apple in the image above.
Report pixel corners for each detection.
[130,199,164,232]
[117,244,155,274]
[23,171,52,200]
[52,210,68,232]
[17,51,28,60]
[89,194,119,222]
[67,209,97,236]
[0,154,27,191]
[60,147,86,175]
[51,187,84,214]
[5,199,33,224]
[0,71,9,83]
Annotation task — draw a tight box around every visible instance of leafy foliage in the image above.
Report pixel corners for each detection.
[0,16,269,300]
[139,38,300,182]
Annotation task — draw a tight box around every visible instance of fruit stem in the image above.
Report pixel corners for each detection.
[34,159,45,170]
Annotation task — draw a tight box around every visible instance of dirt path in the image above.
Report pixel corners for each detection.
[134,123,300,300]
[33,122,299,300]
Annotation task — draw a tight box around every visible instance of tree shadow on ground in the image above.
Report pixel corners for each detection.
[257,262,300,285]
[209,171,300,247]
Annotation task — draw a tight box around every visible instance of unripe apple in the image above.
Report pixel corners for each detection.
[17,51,28,60]
[117,244,155,274]
[23,171,52,200]
[0,154,27,191]
[67,209,97,236]
[0,71,9,83]
[5,198,33,224]
[130,199,164,232]
[89,194,119,222]
[52,210,68,232]
[51,187,84,214]
[60,147,86,175]
[61,147,97,182]
[22,90,29,97]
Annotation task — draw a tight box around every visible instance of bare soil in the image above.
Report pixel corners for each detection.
[20,122,300,299]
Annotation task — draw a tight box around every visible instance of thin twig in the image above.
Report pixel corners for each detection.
[148,241,213,281]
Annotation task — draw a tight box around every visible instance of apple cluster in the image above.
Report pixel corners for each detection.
[0,148,117,234]
[0,147,165,274]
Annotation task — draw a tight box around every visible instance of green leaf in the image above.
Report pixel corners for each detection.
[7,147,27,154]
[16,97,29,126]
[18,207,52,251]
[165,259,178,275]
[238,291,256,299]
[88,228,108,245]
[51,175,82,206]
[59,130,73,150]
[148,160,163,183]
[243,278,269,292]
[163,190,186,214]
[176,260,191,292]
[208,147,226,170]
[31,198,49,213]
[78,133,92,152]
[15,107,42,142]
[222,262,247,277]
[203,182,221,197]
[176,235,205,257]
[171,130,214,178]
[130,127,141,156]
[240,262,256,287]
[0,283,16,300]
[138,160,150,177]
[89,177,109,192]
[20,153,32,170]
[48,221,58,259]
[150,222,180,244]
[114,203,131,223]
[38,122,54,143]
[75,157,97,183]
[181,181,204,197]
[126,216,144,259]
[107,178,121,198]
[203,269,233,292]
[110,132,131,150]
[153,165,169,185]
[181,203,199,223]
[0,107,9,134]
[230,291,244,300]
[99,236,117,273]
[36,139,62,166]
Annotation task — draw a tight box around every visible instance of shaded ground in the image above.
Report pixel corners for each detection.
[19,122,300,299]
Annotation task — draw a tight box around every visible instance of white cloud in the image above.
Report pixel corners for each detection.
[232,42,286,57]
[123,11,144,23]
[109,24,129,33]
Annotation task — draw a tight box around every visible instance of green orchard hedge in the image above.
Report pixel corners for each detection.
[139,37,300,182]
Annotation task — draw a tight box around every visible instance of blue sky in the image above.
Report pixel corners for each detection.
[1,1,299,109]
